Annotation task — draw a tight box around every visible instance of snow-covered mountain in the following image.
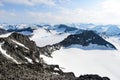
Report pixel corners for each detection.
[52,24,78,34]
[1,23,120,36]
[0,23,120,48]
[91,25,120,36]
[0,32,77,80]
[58,30,116,50]
[1,23,120,80]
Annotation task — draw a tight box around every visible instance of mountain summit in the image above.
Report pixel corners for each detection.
[59,30,116,49]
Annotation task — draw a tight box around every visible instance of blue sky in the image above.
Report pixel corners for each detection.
[0,0,120,24]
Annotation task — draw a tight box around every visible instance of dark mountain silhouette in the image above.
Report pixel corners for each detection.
[7,27,33,33]
[54,24,78,33]
[59,30,116,49]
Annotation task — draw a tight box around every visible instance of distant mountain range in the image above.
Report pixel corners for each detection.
[0,23,119,49]
[1,23,120,36]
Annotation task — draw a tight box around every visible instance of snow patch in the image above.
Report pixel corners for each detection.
[0,42,19,64]
[31,28,52,38]
[31,28,69,47]
[0,33,12,38]
[0,25,4,28]
[103,37,120,50]
[25,57,33,63]
[11,40,29,50]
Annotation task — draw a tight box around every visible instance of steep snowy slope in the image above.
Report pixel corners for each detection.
[30,28,69,47]
[103,36,120,50]
[0,32,12,38]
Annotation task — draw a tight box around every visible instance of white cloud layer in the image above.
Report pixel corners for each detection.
[1,0,56,6]
[1,0,120,24]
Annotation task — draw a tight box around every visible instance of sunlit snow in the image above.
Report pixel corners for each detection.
[0,32,12,38]
[31,28,69,47]
[11,40,29,50]
[41,48,120,80]
[32,30,120,80]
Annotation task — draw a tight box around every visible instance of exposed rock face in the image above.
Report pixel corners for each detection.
[59,30,116,49]
[0,32,40,64]
[0,52,13,64]
[0,63,76,80]
[0,32,76,80]
[0,32,111,80]
[76,74,110,80]
[0,32,60,63]
[38,44,61,57]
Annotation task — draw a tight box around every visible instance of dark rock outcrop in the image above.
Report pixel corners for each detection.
[0,32,40,63]
[7,27,33,33]
[59,30,116,49]
[0,63,76,80]
[7,27,34,35]
[76,74,110,80]
[38,44,61,57]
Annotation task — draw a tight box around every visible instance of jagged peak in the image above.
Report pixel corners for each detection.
[8,32,30,43]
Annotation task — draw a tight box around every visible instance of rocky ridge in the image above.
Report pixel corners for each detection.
[0,32,110,80]
[38,30,116,57]
[0,32,75,80]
